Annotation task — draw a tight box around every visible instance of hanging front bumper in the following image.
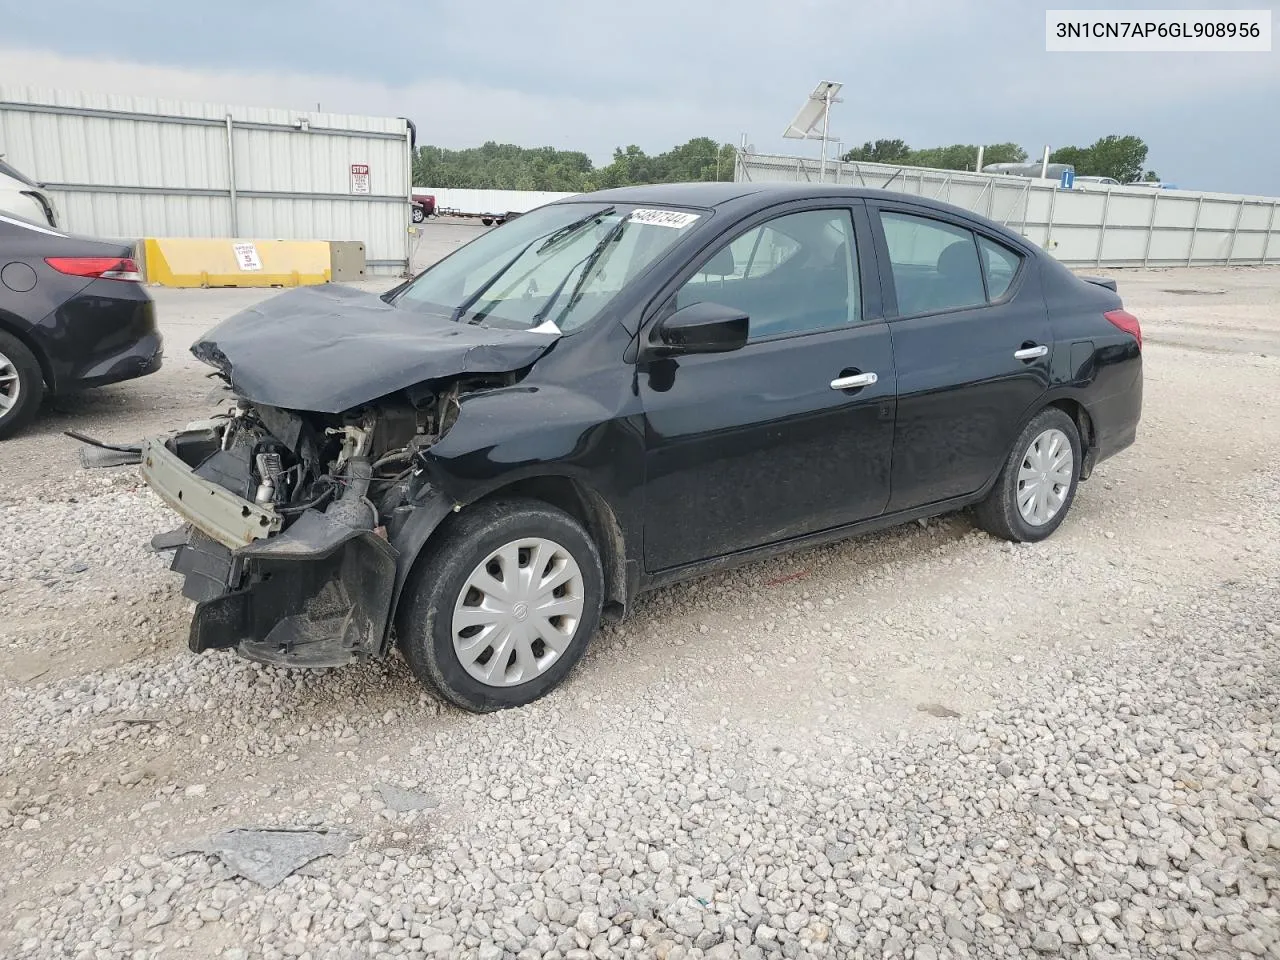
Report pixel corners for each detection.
[142,436,397,669]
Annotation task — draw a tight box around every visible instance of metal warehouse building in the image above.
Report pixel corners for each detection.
[0,87,414,276]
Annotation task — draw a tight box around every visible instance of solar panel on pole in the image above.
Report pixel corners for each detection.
[782,82,843,182]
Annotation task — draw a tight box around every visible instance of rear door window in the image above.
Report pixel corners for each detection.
[879,212,986,316]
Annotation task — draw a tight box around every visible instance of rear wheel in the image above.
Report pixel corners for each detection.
[411,205,425,223]
[974,407,1081,543]
[0,331,43,440]
[397,498,604,712]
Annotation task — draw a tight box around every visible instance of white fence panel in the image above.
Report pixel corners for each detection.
[0,87,413,275]
[737,153,1280,268]
[422,188,579,216]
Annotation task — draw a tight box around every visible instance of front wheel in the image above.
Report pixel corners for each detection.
[411,205,425,223]
[974,407,1081,543]
[397,498,604,712]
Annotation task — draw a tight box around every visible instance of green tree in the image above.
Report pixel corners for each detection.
[1143,170,1160,182]
[593,145,655,190]
[412,142,597,192]
[841,141,1027,171]
[908,144,974,170]
[414,137,736,191]
[1050,135,1149,183]
[1047,145,1090,172]
[979,142,1029,166]
[841,139,912,164]
[653,136,723,181]
[909,143,1030,171]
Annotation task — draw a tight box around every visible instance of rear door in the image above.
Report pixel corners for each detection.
[869,203,1052,511]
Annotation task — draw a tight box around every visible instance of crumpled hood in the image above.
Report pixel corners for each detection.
[191,284,560,413]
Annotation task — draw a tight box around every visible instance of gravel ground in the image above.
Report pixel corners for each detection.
[1,261,1277,959]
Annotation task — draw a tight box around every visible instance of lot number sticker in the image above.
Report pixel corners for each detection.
[350,163,371,195]
[628,208,701,229]
[233,242,262,271]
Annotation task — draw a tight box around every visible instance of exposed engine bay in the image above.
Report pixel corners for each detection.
[143,372,519,670]
[178,380,483,533]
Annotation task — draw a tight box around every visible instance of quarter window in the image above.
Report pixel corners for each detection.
[977,235,1022,300]
[676,209,861,341]
[880,212,987,316]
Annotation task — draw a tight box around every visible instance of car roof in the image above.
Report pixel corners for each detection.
[565,182,1034,249]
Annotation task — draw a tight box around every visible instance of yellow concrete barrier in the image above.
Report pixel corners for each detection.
[141,238,332,288]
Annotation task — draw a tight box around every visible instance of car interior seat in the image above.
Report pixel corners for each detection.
[796,240,851,330]
[677,245,740,311]
[933,241,985,310]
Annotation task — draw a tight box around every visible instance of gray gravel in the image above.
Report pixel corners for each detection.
[4,531,1278,959]
[1,267,1278,959]
[2,466,1276,960]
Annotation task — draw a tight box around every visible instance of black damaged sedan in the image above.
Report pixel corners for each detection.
[139,183,1142,712]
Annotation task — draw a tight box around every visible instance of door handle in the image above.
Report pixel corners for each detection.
[830,372,878,390]
[1014,345,1049,360]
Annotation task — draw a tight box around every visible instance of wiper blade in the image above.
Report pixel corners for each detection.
[526,260,585,328]
[536,206,615,255]
[448,205,617,325]
[449,243,529,323]
[531,219,627,327]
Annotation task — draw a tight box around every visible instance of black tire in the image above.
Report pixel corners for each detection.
[481,217,494,226]
[411,205,425,223]
[397,497,604,712]
[974,407,1082,543]
[0,331,44,441]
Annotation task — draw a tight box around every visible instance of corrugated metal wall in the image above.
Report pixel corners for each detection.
[737,153,1280,268]
[0,87,412,275]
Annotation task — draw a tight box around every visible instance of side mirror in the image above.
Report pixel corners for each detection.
[657,301,749,355]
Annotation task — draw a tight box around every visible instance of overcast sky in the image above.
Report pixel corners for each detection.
[2,1,1278,194]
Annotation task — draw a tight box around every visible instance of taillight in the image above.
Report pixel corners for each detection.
[1104,308,1142,350]
[45,257,142,282]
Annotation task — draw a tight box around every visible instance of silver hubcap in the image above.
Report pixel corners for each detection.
[1017,428,1074,526]
[452,537,585,688]
[0,350,21,413]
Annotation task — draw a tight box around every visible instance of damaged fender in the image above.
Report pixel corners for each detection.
[384,494,458,646]
[411,381,645,614]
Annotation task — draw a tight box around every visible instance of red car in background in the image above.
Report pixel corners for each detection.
[410,190,436,223]
[410,190,522,227]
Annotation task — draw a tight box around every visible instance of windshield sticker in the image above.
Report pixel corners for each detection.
[628,209,701,229]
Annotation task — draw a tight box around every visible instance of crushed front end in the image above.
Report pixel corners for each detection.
[142,393,460,668]
[136,283,560,669]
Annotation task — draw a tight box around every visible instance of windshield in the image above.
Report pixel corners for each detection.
[392,202,704,331]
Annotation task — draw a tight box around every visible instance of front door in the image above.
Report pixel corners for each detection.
[870,204,1053,511]
[638,202,897,572]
